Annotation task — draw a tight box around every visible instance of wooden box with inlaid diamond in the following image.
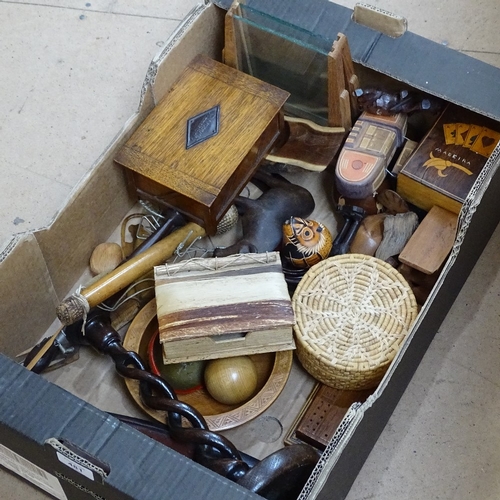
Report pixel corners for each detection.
[114,54,289,235]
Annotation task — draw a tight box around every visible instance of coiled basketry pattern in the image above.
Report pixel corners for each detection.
[292,254,418,390]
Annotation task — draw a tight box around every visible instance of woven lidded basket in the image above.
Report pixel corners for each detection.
[292,254,418,390]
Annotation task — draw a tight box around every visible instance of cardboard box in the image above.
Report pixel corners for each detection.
[1,1,500,499]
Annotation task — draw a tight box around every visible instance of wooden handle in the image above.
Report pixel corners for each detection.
[57,222,206,325]
[25,328,63,371]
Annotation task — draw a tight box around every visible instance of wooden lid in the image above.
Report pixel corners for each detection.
[115,54,289,205]
[155,252,295,343]
[292,254,418,390]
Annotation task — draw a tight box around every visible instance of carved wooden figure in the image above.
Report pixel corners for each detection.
[214,171,315,257]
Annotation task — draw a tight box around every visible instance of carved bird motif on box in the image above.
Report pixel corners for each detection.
[423,151,473,177]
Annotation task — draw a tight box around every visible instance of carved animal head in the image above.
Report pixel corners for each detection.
[282,217,333,268]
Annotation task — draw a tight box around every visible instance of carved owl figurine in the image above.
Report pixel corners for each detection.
[282,217,333,268]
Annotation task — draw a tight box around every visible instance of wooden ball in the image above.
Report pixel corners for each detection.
[204,356,258,405]
[89,242,123,276]
[159,361,206,392]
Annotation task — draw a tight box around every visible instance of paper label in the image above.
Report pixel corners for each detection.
[56,451,95,481]
[0,443,67,500]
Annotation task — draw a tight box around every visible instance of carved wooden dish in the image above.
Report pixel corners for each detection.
[123,299,293,431]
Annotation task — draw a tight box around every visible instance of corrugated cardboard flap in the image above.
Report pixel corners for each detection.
[225,0,500,121]
[0,234,58,358]
[146,2,225,104]
[0,354,260,500]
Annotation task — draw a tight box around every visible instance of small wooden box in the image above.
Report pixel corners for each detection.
[397,104,500,214]
[115,54,289,234]
[154,252,296,364]
[285,383,373,450]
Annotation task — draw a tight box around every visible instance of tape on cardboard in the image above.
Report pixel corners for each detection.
[353,3,407,38]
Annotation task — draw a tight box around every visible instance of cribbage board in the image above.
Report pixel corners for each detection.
[285,383,373,450]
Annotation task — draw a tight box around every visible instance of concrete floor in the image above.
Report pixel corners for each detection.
[1,0,500,498]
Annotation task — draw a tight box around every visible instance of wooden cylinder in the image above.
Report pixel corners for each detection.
[56,222,206,325]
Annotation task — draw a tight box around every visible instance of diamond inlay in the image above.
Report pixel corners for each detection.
[186,105,220,149]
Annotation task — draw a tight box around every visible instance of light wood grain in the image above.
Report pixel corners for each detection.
[115,54,289,234]
[89,242,123,276]
[336,33,359,120]
[122,299,294,431]
[399,206,458,274]
[204,356,258,405]
[83,223,206,307]
[155,252,296,362]
[161,327,295,365]
[223,1,240,69]
[327,44,347,128]
[56,223,206,325]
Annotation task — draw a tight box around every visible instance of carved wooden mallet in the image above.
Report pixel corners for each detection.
[56,222,207,326]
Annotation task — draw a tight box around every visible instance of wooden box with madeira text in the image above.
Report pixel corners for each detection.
[397,104,500,214]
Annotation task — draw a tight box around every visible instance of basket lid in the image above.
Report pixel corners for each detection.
[292,254,418,374]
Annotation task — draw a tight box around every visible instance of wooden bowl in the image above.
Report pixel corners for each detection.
[123,299,293,431]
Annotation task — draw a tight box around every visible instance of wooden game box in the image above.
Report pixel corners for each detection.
[115,54,288,235]
[397,104,500,213]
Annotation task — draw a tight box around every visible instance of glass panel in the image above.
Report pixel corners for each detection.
[233,4,332,126]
